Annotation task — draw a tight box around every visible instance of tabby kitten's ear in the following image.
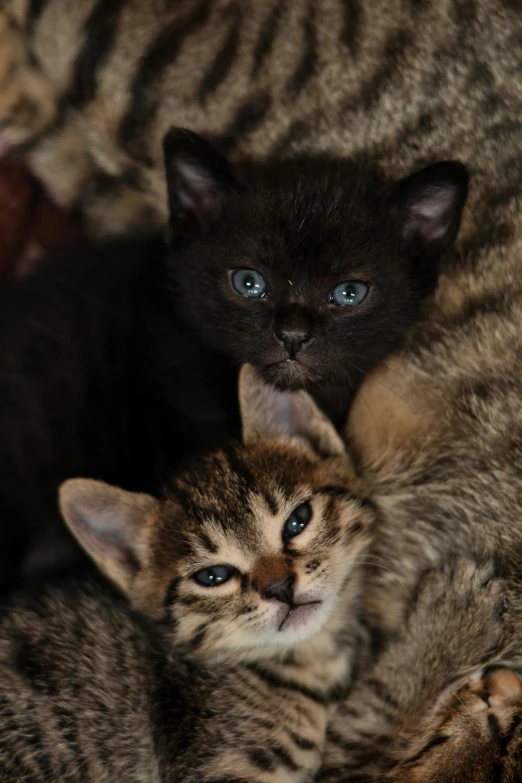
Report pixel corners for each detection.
[163,127,239,237]
[394,160,469,257]
[239,364,345,459]
[59,479,158,593]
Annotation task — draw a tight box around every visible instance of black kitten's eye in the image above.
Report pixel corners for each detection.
[193,565,236,587]
[328,281,369,307]
[282,503,312,541]
[231,269,268,299]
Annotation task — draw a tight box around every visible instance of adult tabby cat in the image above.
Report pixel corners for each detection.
[0,136,467,592]
[0,365,373,783]
[0,0,518,243]
[319,559,522,782]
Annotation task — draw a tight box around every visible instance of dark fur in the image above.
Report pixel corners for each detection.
[0,152,464,592]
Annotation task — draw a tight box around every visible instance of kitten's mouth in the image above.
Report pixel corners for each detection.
[278,600,322,632]
[261,359,319,391]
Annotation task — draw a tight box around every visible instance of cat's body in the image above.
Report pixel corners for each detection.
[343,171,522,633]
[320,559,522,782]
[0,366,373,783]
[0,0,519,240]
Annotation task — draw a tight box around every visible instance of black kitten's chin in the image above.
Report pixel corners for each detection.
[257,360,316,391]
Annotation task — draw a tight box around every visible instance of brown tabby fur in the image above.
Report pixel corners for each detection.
[0,0,519,236]
[319,559,522,782]
[0,365,373,783]
[342,171,522,633]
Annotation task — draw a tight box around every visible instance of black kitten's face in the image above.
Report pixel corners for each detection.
[164,130,468,390]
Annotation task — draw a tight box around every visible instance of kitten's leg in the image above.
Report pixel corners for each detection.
[0,12,57,152]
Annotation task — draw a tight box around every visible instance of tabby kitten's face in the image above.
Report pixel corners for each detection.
[396,667,522,782]
[164,129,469,391]
[59,366,371,661]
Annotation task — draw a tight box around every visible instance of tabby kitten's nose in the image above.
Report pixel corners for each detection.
[263,575,295,605]
[277,331,310,360]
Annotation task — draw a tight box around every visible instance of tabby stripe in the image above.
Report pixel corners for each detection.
[28,0,48,23]
[271,743,299,771]
[248,747,276,771]
[365,677,399,709]
[216,92,272,153]
[404,734,449,765]
[54,708,90,783]
[189,622,207,651]
[317,486,362,503]
[340,0,361,56]
[246,662,327,704]
[342,30,411,112]
[286,728,317,751]
[251,0,288,79]
[198,2,242,104]
[267,120,311,160]
[164,577,182,608]
[287,0,317,96]
[205,779,252,783]
[119,0,212,152]
[69,0,129,108]
[200,532,218,553]
[23,721,59,781]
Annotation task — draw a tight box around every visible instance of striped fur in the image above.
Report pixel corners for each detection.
[0,369,374,782]
[318,560,522,782]
[0,0,519,235]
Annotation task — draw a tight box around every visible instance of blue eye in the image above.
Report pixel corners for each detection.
[282,503,312,541]
[328,281,369,307]
[193,565,236,587]
[231,269,268,299]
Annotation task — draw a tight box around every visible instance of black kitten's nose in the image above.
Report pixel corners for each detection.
[263,575,295,605]
[277,331,311,360]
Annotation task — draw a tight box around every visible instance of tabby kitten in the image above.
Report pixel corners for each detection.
[319,559,522,782]
[0,141,466,592]
[0,0,518,245]
[0,365,372,783]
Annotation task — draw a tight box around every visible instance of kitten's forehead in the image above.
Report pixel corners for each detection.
[161,443,315,547]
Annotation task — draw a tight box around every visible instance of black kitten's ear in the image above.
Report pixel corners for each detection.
[163,127,238,236]
[394,161,469,257]
[239,364,345,459]
[59,479,158,595]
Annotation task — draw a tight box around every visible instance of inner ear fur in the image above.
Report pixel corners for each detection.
[59,478,158,595]
[239,364,346,459]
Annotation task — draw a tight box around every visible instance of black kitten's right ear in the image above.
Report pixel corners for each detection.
[394,161,469,258]
[163,128,238,238]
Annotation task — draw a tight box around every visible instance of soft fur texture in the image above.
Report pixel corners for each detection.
[0,149,463,592]
[319,559,522,782]
[0,366,373,783]
[0,0,518,242]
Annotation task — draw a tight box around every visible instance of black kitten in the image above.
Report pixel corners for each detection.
[0,129,467,591]
[164,129,468,418]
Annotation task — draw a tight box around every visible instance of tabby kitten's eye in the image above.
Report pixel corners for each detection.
[231,269,268,298]
[282,503,312,541]
[328,281,369,306]
[193,565,236,587]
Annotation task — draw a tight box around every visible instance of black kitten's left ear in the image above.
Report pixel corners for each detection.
[163,127,239,237]
[394,161,469,257]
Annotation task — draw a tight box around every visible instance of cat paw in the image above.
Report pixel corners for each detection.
[398,667,522,781]
[0,12,56,149]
